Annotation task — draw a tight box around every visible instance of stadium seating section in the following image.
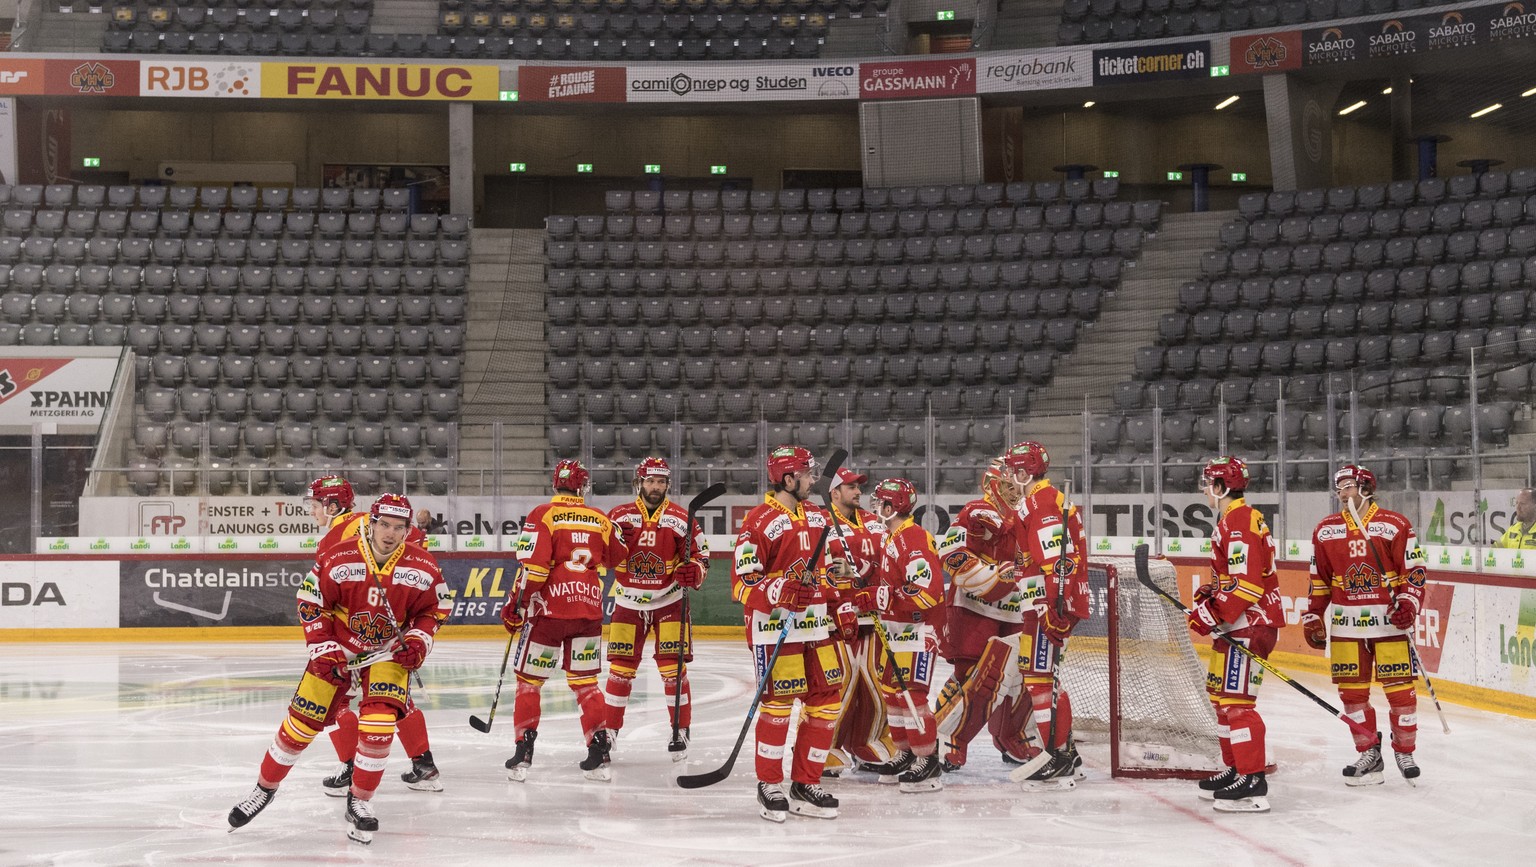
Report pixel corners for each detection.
[544,180,1163,494]
[0,182,469,497]
[1057,0,1434,45]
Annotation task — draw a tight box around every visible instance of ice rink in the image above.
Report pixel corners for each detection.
[2,638,1533,867]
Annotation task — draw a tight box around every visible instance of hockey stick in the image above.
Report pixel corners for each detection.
[1133,543,1376,740]
[1044,480,1073,755]
[676,452,844,789]
[1344,500,1451,735]
[472,566,530,733]
[673,482,728,746]
[817,449,924,734]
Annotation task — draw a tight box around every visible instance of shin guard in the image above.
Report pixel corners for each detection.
[350,709,396,799]
[1224,704,1266,775]
[396,706,430,757]
[1384,681,1418,754]
[328,708,359,763]
[1339,687,1378,752]
[754,702,792,784]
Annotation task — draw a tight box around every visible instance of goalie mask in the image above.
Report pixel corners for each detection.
[981,458,1023,510]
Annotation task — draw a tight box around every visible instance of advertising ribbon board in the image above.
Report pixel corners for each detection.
[0,350,120,431]
[976,50,1092,93]
[1229,31,1304,74]
[627,63,860,102]
[140,60,260,98]
[859,58,977,99]
[261,63,499,100]
[1091,41,1211,84]
[520,65,626,102]
[46,59,141,97]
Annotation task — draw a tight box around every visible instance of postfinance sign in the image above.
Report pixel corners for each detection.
[262,63,499,101]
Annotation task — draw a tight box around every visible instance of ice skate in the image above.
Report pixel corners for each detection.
[788,782,839,819]
[1012,747,1078,792]
[897,754,944,794]
[1197,766,1237,801]
[401,750,442,792]
[1343,735,1384,787]
[344,792,378,845]
[1211,772,1269,813]
[322,760,352,798]
[667,727,689,762]
[505,729,537,783]
[227,783,276,830]
[863,749,913,785]
[757,782,788,823]
[579,730,613,782]
[1394,750,1420,786]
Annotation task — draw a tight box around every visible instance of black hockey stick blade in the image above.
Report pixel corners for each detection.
[469,715,493,733]
[686,482,728,530]
[1133,543,1180,609]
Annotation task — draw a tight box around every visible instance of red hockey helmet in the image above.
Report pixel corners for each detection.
[634,456,671,487]
[767,445,815,485]
[305,475,355,511]
[370,492,413,523]
[872,478,917,515]
[553,459,590,493]
[1002,441,1050,478]
[1201,456,1250,493]
[1333,464,1376,496]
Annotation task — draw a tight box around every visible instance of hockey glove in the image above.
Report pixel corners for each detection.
[853,584,891,614]
[828,557,857,581]
[392,633,429,671]
[673,561,706,590]
[1186,599,1219,637]
[834,601,860,642]
[306,641,350,687]
[501,600,526,634]
[1193,582,1215,604]
[1301,612,1327,650]
[767,575,821,609]
[1387,594,1419,630]
[1035,600,1076,645]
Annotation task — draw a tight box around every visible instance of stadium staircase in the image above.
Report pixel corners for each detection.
[1023,208,1232,464]
[458,227,549,492]
[820,16,891,57]
[367,0,439,36]
[23,6,107,52]
[988,0,1063,50]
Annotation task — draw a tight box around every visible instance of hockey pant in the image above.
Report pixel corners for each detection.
[603,602,692,733]
[1330,635,1418,753]
[259,661,412,802]
[512,617,607,742]
[1018,615,1073,753]
[1205,628,1277,775]
[878,633,938,757]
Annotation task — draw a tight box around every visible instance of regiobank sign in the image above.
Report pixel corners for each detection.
[0,0,1511,105]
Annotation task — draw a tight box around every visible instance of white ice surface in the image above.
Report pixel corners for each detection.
[1,639,1533,866]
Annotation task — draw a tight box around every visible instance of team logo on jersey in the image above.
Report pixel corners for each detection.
[1339,562,1380,595]
[630,550,666,583]
[349,610,395,646]
[513,533,535,555]
[1054,557,1076,578]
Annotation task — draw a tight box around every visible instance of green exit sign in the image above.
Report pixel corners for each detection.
[509,162,527,173]
[644,164,661,174]
[936,9,955,19]
[1231,172,1248,182]
[499,90,519,101]
[1103,170,1119,178]
[710,165,728,175]
[1210,65,1230,77]
[1167,171,1184,181]
[82,157,101,168]
[577,163,594,173]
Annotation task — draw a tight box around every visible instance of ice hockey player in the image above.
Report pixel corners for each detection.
[822,466,898,778]
[501,459,629,782]
[998,441,1090,792]
[1306,464,1428,786]
[859,478,945,793]
[733,445,850,822]
[602,457,708,760]
[1187,456,1283,812]
[933,458,1030,771]
[304,475,442,796]
[227,493,450,845]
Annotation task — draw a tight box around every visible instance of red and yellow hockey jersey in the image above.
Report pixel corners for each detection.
[1309,503,1426,639]
[299,533,450,656]
[515,493,629,621]
[1204,497,1284,629]
[877,515,945,651]
[732,495,836,646]
[939,497,1027,623]
[608,496,707,611]
[1015,480,1090,621]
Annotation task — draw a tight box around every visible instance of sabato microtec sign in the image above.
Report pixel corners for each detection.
[261,63,500,100]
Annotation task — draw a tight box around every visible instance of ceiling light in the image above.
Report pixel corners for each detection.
[1522,86,1536,97]
[1381,86,1392,95]
[1338,101,1367,116]
[1470,103,1503,118]
[1083,101,1095,108]
[1214,95,1239,110]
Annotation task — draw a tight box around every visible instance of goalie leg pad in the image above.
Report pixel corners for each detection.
[935,634,1019,766]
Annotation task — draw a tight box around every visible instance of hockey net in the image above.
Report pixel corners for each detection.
[1057,556,1221,779]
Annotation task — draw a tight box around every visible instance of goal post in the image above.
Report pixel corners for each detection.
[1058,556,1222,779]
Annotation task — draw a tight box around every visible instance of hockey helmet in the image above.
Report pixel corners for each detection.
[1201,456,1250,494]
[872,478,917,515]
[370,492,413,523]
[1002,441,1050,478]
[305,474,355,511]
[767,445,815,485]
[981,458,1023,509]
[1333,464,1376,496]
[553,459,590,494]
[634,456,671,487]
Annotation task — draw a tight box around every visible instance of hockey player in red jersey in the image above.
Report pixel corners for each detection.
[1187,456,1283,812]
[733,446,848,822]
[227,493,451,845]
[1306,464,1428,786]
[602,457,708,760]
[303,475,442,797]
[501,459,630,782]
[933,458,1029,770]
[999,441,1090,791]
[861,477,945,792]
[822,466,898,779]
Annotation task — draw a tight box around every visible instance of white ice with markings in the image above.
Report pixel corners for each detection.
[0,640,1532,866]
